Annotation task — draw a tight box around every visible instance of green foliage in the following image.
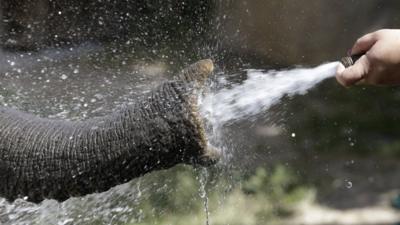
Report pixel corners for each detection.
[242,166,309,218]
[129,165,309,225]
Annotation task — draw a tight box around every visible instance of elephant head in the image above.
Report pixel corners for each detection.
[0,59,220,203]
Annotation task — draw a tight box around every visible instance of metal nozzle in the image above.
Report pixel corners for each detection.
[340,54,364,68]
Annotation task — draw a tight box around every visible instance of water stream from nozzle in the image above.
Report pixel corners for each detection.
[200,62,341,129]
[199,61,342,162]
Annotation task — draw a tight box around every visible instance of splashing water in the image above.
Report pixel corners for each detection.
[200,62,340,128]
[198,168,211,225]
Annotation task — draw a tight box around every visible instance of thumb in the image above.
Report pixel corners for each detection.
[337,55,370,87]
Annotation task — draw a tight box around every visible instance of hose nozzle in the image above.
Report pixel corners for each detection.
[340,54,364,68]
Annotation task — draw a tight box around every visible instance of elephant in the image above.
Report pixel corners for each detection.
[0,59,219,203]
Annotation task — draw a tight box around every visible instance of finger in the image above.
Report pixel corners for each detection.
[337,55,370,87]
[336,63,345,75]
[351,32,378,55]
[335,64,347,86]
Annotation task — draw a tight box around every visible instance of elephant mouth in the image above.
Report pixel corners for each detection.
[181,59,221,166]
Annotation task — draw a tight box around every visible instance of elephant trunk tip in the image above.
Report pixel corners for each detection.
[179,59,214,86]
[180,59,220,166]
[197,59,214,75]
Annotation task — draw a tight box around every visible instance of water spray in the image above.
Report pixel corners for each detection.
[201,52,367,129]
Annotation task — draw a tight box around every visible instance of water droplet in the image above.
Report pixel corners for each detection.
[345,180,353,189]
[60,74,68,80]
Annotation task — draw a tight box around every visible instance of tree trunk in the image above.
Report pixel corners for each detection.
[0,59,219,203]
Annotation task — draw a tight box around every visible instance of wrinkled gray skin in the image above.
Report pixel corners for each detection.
[0,59,219,203]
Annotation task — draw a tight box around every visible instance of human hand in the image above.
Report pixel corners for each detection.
[336,29,400,87]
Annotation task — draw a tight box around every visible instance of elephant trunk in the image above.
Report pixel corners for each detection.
[0,59,219,203]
